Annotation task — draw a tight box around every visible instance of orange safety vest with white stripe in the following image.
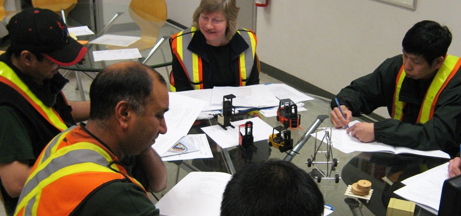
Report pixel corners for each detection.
[14,126,147,216]
[392,55,461,123]
[170,27,257,91]
[0,61,68,131]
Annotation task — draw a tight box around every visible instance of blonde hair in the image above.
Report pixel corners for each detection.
[192,0,240,41]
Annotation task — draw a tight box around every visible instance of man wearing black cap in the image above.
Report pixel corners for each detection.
[0,8,89,215]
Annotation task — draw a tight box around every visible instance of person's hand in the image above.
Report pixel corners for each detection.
[347,122,375,142]
[330,105,352,128]
[448,157,461,178]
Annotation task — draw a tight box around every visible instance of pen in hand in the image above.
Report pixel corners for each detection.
[334,97,349,128]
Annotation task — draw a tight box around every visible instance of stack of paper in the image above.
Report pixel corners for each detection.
[313,121,450,159]
[153,93,209,161]
[174,83,314,119]
[394,162,449,214]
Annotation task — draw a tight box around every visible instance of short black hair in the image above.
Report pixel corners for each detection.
[7,46,44,61]
[402,20,452,65]
[221,159,325,216]
[89,62,166,120]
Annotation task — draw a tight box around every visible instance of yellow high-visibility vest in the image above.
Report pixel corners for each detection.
[392,55,461,123]
[170,27,257,91]
[0,62,67,131]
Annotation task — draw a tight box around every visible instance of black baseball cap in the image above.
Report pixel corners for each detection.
[7,8,87,66]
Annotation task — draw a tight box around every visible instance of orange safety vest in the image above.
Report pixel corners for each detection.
[0,62,68,131]
[14,126,146,216]
[392,55,461,123]
[170,27,257,91]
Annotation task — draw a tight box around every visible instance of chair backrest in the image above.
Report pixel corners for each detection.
[31,0,78,17]
[129,0,167,22]
[123,0,167,51]
[0,0,6,18]
[0,0,14,21]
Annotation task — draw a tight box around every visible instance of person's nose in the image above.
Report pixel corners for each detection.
[204,20,213,30]
[159,118,167,134]
[403,59,413,71]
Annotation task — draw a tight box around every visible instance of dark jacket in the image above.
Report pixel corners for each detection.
[332,54,461,156]
[170,29,260,91]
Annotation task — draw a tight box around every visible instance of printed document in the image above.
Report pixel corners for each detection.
[89,34,140,47]
[314,121,450,159]
[201,117,274,149]
[210,85,279,108]
[160,134,213,162]
[156,172,232,216]
[153,93,207,156]
[265,83,314,103]
[68,26,94,36]
[92,48,142,61]
[394,162,449,214]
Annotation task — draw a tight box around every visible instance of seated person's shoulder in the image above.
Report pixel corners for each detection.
[71,179,159,216]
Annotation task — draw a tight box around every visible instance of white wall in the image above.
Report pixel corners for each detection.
[166,0,199,27]
[166,0,461,117]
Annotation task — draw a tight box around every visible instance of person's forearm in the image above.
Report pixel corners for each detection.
[68,101,90,122]
[137,148,167,192]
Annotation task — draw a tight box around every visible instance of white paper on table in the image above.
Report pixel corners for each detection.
[156,172,232,216]
[161,134,213,162]
[89,34,140,47]
[68,26,94,36]
[173,89,222,111]
[153,93,207,155]
[92,48,142,61]
[201,117,273,149]
[266,83,315,103]
[210,85,279,108]
[312,121,450,159]
[394,162,449,214]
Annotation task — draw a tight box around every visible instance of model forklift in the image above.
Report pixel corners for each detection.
[268,125,293,153]
[238,121,256,163]
[276,99,302,130]
[217,94,236,130]
[239,121,254,150]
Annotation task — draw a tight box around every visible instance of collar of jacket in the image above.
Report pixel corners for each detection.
[187,30,250,61]
[0,52,69,107]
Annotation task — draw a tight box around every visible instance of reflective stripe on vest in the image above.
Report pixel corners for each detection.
[15,127,145,216]
[171,27,257,90]
[0,62,68,131]
[392,55,461,123]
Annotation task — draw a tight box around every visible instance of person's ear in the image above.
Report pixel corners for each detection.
[115,101,131,129]
[432,56,445,69]
[21,51,34,66]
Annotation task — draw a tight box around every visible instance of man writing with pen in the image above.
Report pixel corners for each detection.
[330,20,461,157]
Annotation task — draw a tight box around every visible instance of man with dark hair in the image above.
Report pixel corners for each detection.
[331,20,461,157]
[14,61,168,215]
[221,159,325,216]
[0,8,89,215]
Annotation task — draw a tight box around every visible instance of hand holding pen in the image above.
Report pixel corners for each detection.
[330,98,352,129]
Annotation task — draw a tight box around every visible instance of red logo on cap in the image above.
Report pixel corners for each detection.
[57,21,66,30]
